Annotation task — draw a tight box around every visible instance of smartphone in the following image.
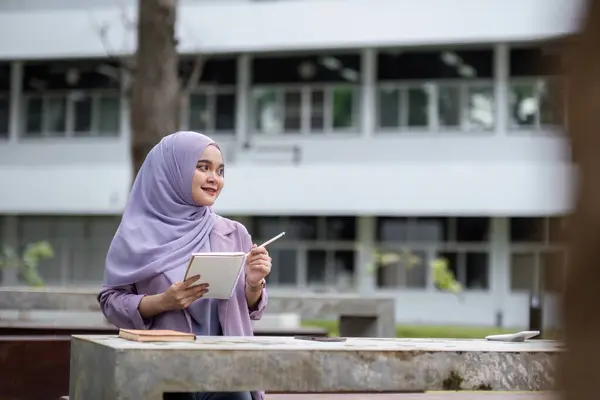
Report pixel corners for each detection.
[294,336,347,342]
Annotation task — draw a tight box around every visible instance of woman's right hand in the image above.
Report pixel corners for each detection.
[160,275,209,311]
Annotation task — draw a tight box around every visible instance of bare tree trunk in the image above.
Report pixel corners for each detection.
[130,0,180,176]
[561,1,600,399]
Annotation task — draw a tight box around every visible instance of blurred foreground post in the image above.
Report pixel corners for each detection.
[562,0,600,399]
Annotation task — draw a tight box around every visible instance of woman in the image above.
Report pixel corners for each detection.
[98,131,271,400]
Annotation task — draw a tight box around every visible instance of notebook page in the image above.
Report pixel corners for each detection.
[184,253,246,299]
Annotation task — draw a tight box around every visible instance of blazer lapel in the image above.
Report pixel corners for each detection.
[210,215,237,252]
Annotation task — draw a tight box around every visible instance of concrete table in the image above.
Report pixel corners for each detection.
[69,335,560,400]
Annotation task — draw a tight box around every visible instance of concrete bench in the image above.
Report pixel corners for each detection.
[69,335,559,399]
[0,288,396,337]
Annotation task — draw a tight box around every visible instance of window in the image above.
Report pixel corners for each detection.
[509,217,568,293]
[377,48,495,132]
[376,217,490,290]
[17,216,121,285]
[509,47,565,132]
[377,249,428,289]
[438,251,489,290]
[510,251,566,293]
[181,57,237,134]
[250,216,356,289]
[251,53,361,134]
[21,60,121,138]
[0,63,10,139]
[186,91,236,133]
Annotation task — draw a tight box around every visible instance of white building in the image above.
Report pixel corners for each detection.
[0,0,582,327]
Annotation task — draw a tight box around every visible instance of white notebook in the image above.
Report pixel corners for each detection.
[183,252,246,299]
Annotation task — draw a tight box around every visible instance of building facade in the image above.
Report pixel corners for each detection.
[0,0,580,327]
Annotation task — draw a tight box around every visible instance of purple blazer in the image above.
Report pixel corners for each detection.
[98,215,268,400]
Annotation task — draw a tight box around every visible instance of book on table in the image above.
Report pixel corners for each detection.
[119,329,196,342]
[183,252,246,300]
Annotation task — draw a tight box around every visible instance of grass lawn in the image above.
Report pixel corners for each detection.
[302,319,526,339]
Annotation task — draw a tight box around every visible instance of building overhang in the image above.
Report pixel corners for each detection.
[0,0,584,60]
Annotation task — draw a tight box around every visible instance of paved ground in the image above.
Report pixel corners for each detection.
[267,393,555,400]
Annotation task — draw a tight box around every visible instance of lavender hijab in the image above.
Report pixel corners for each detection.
[104,131,218,287]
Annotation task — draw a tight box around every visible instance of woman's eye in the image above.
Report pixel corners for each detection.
[197,165,208,171]
[218,169,225,176]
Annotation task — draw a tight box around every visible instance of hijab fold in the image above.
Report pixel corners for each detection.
[104,131,217,287]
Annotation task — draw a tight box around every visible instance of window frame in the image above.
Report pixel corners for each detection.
[181,84,237,135]
[250,83,362,135]
[375,78,495,134]
[507,76,566,134]
[375,217,492,292]
[20,89,122,138]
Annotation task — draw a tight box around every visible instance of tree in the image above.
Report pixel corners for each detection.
[561,1,600,399]
[96,0,205,176]
[129,0,180,175]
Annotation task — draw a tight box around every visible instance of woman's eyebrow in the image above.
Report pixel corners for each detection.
[197,159,225,168]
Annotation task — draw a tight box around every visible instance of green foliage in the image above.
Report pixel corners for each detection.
[367,249,462,294]
[0,241,54,287]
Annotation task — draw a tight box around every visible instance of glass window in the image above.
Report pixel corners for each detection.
[465,86,494,130]
[269,249,298,285]
[24,97,43,136]
[98,94,121,135]
[287,217,318,240]
[310,89,325,131]
[215,93,235,132]
[407,87,429,127]
[465,252,489,289]
[333,250,355,289]
[253,89,281,133]
[332,87,355,129]
[377,217,410,241]
[252,54,361,84]
[307,250,327,284]
[0,97,9,138]
[73,93,93,135]
[376,249,427,288]
[283,90,302,132]
[456,218,489,243]
[510,217,546,243]
[188,93,210,131]
[44,97,67,136]
[437,251,459,290]
[377,48,494,80]
[253,217,284,240]
[541,250,565,293]
[510,83,538,128]
[180,58,237,86]
[438,85,461,127]
[539,80,563,126]
[510,252,535,291]
[509,47,563,78]
[378,87,400,128]
[325,217,356,241]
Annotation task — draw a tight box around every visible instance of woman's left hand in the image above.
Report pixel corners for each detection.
[245,245,272,286]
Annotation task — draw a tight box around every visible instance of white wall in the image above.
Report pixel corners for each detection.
[0,134,573,215]
[0,0,583,59]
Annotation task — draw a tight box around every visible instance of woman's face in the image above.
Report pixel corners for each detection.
[191,144,224,207]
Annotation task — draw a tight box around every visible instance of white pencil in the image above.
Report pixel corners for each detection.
[258,232,286,248]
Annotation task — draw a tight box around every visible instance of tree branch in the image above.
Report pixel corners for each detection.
[182,54,205,95]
